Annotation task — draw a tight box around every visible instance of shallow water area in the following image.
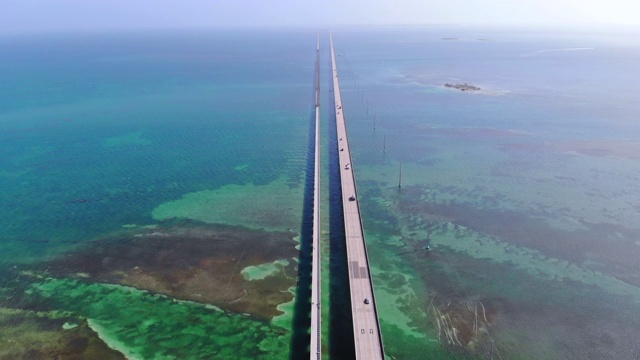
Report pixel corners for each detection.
[0,307,126,359]
[152,177,304,232]
[1,205,302,359]
[0,29,314,359]
[2,26,640,359]
[35,222,299,319]
[332,26,640,359]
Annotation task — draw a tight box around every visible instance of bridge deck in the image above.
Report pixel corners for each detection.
[330,33,385,360]
[310,34,321,360]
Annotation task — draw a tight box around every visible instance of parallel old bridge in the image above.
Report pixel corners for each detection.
[307,33,385,360]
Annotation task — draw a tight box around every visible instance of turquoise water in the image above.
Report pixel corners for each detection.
[332,27,640,359]
[1,27,640,359]
[0,30,314,359]
[1,31,312,246]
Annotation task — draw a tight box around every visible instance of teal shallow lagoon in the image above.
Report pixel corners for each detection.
[332,27,640,359]
[0,30,314,358]
[1,27,640,359]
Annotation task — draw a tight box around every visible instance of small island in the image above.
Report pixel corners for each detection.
[444,83,481,92]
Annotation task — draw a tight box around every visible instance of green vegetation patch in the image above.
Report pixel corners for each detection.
[28,278,290,359]
[0,307,125,359]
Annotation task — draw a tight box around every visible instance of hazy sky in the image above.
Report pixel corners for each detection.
[1,0,638,34]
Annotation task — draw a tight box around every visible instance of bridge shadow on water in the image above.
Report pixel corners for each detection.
[289,37,355,360]
[288,57,319,358]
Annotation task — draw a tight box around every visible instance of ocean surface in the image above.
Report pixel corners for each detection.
[1,26,640,359]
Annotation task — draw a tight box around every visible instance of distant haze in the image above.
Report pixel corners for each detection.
[0,0,638,34]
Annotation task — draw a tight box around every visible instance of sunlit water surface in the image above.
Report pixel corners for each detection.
[1,27,639,359]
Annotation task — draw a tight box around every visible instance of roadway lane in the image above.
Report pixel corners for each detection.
[330,33,385,360]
